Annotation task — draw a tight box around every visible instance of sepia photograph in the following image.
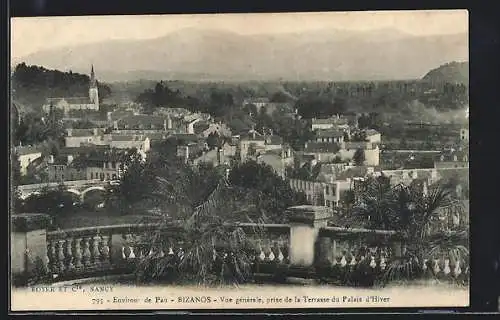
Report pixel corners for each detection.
[9,10,470,311]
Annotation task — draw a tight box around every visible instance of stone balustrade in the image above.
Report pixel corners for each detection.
[11,207,469,286]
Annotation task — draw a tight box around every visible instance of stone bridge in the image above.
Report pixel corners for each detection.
[17,179,119,201]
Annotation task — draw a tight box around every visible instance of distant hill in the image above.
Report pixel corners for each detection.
[11,63,112,112]
[16,27,468,82]
[422,61,469,85]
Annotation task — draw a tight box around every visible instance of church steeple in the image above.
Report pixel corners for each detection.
[90,64,97,87]
[89,64,99,107]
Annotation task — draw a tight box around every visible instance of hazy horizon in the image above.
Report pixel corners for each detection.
[11,10,468,60]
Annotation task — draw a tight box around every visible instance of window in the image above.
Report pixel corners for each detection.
[112,174,117,180]
[326,200,331,207]
[90,172,93,179]
[106,173,110,180]
[325,185,330,195]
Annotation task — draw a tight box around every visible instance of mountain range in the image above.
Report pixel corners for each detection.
[14,27,468,82]
[422,61,469,85]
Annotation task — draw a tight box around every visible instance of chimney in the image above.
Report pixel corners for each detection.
[113,120,118,130]
[167,116,172,130]
[93,128,99,136]
[67,128,73,137]
[67,155,74,165]
[107,111,112,121]
[48,155,54,164]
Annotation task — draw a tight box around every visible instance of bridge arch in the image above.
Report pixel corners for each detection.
[65,189,82,197]
[80,186,107,202]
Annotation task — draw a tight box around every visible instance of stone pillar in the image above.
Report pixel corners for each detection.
[11,214,52,277]
[288,206,332,268]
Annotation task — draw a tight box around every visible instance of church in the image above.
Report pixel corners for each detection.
[42,65,100,114]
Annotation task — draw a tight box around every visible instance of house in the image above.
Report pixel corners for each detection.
[47,155,86,182]
[83,152,127,181]
[289,178,351,208]
[373,168,439,187]
[313,129,345,144]
[264,135,284,150]
[303,142,341,162]
[114,115,174,131]
[107,135,151,154]
[238,130,267,161]
[339,142,380,166]
[177,143,205,164]
[311,116,350,131]
[199,122,232,138]
[256,146,294,178]
[107,110,136,122]
[365,129,382,144]
[242,97,270,110]
[65,128,105,148]
[15,146,43,176]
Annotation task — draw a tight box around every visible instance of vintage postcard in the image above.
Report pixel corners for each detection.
[10,10,469,312]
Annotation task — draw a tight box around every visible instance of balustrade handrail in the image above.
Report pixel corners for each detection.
[47,223,163,239]
[47,222,291,240]
[320,226,398,236]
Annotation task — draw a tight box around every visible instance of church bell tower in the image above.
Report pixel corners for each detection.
[89,64,99,109]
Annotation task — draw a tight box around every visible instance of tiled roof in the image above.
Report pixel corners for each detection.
[15,145,42,156]
[68,129,103,137]
[109,110,135,121]
[365,129,380,136]
[243,98,270,104]
[312,117,349,125]
[335,167,369,180]
[118,115,168,127]
[316,129,344,138]
[110,135,146,142]
[266,135,283,145]
[304,142,340,153]
[46,97,93,105]
[59,145,111,156]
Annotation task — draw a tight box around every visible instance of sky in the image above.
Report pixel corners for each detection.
[11,10,468,59]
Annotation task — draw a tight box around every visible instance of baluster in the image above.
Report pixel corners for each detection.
[369,256,376,268]
[48,240,58,273]
[92,235,101,264]
[443,259,451,275]
[433,259,440,274]
[340,255,347,267]
[82,237,92,266]
[129,246,136,259]
[258,244,265,261]
[57,240,66,273]
[148,248,154,256]
[380,256,386,270]
[423,259,428,271]
[277,249,284,263]
[100,235,110,262]
[268,242,276,262]
[168,247,174,255]
[350,254,357,266]
[65,238,74,271]
[158,249,165,258]
[73,238,83,269]
[454,260,462,277]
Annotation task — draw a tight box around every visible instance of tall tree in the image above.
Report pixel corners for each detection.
[353,148,366,166]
